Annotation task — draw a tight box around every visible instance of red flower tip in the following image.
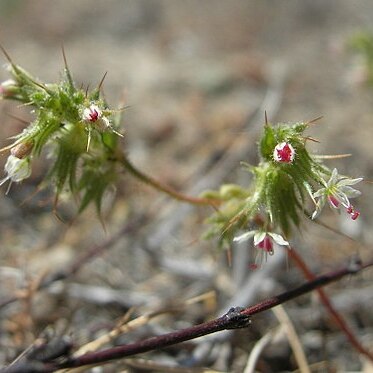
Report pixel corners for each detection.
[83,104,102,123]
[347,205,360,220]
[273,142,295,163]
[257,236,273,253]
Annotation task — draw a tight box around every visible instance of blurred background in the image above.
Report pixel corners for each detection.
[0,1,372,372]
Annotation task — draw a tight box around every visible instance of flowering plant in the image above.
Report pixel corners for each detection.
[0,47,125,216]
[202,118,363,255]
[311,168,362,220]
[0,47,363,255]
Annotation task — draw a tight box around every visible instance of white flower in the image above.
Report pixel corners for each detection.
[82,103,123,151]
[0,155,32,192]
[82,104,103,123]
[311,168,362,220]
[233,229,289,255]
[273,142,295,163]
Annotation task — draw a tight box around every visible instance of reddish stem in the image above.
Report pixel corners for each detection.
[119,153,220,207]
[6,256,371,372]
[288,249,373,362]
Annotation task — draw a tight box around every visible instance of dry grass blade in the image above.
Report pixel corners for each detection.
[56,311,166,373]
[272,305,310,373]
[243,326,284,373]
[312,153,352,159]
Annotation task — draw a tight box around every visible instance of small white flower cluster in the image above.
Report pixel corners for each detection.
[311,168,362,220]
[82,103,123,151]
[234,229,289,269]
[231,164,363,266]
[234,229,289,254]
[82,104,111,131]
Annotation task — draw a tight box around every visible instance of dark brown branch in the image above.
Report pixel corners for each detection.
[6,256,371,373]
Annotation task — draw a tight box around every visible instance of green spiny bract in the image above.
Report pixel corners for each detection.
[202,120,345,247]
[0,54,124,216]
[0,50,362,241]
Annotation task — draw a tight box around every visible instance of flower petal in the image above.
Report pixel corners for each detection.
[337,177,363,187]
[313,188,326,198]
[328,168,339,185]
[0,175,10,187]
[253,231,266,246]
[311,209,319,220]
[4,155,31,183]
[268,232,289,246]
[333,190,350,208]
[340,186,361,198]
[233,230,256,243]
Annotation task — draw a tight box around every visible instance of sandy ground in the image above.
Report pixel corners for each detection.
[0,1,372,372]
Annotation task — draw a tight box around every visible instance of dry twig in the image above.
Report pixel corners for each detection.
[3,255,370,373]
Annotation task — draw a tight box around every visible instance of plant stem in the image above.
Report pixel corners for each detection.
[288,249,373,362]
[118,153,219,207]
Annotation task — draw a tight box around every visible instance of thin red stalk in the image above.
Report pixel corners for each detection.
[288,249,373,362]
[14,256,372,373]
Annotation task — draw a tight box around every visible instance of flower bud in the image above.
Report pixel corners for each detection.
[0,154,31,188]
[0,79,19,98]
[273,142,295,163]
[10,141,33,159]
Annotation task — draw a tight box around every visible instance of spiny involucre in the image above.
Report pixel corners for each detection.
[202,119,363,250]
[0,48,124,215]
